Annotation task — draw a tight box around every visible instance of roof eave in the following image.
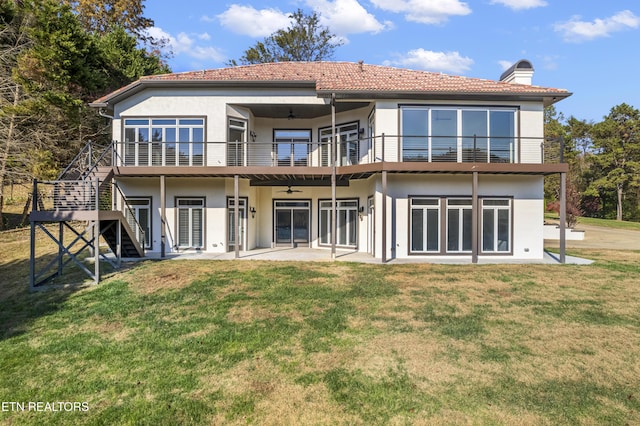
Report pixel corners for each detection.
[91,79,318,108]
[321,90,572,103]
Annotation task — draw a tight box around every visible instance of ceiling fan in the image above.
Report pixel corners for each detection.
[278,185,303,194]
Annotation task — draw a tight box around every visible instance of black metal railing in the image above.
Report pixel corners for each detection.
[111,135,563,168]
[32,178,146,249]
[57,140,113,181]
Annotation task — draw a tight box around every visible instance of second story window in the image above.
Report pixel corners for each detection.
[274,130,310,167]
[123,118,205,166]
[400,107,516,163]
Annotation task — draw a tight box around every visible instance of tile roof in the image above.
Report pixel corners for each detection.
[91,61,570,105]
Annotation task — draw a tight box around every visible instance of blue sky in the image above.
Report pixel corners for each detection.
[143,0,640,123]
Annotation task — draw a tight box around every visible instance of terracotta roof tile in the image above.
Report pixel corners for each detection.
[92,61,570,105]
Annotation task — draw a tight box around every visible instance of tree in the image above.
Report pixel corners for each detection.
[0,0,169,229]
[0,0,38,229]
[588,103,640,221]
[94,26,170,94]
[229,9,342,65]
[61,0,163,48]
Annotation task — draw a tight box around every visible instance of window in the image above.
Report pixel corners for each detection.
[319,122,360,166]
[401,108,429,161]
[319,200,358,247]
[447,199,472,253]
[274,130,310,166]
[124,197,151,249]
[124,118,204,166]
[410,198,440,253]
[431,110,458,162]
[228,119,246,166]
[400,107,516,163]
[176,198,204,249]
[462,110,487,162]
[482,199,511,253]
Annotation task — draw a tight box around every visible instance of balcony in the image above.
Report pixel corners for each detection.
[111,135,565,177]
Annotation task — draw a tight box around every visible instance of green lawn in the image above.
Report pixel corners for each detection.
[545,213,640,231]
[1,229,640,424]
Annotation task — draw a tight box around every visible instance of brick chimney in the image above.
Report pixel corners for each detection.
[500,59,534,85]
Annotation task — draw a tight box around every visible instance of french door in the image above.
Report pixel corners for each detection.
[274,200,310,247]
[227,197,247,251]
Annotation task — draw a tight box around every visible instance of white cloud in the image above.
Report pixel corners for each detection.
[198,33,211,41]
[384,49,474,74]
[370,0,471,24]
[306,0,392,36]
[554,10,640,42]
[215,5,292,38]
[498,60,513,71]
[146,27,225,63]
[490,0,547,10]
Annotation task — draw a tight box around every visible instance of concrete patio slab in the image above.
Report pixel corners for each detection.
[134,247,593,265]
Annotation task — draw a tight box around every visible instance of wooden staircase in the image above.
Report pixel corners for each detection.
[29,141,145,288]
[100,218,144,258]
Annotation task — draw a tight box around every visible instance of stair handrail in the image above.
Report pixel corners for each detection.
[111,180,146,253]
[81,140,115,181]
[57,139,113,181]
[57,140,93,180]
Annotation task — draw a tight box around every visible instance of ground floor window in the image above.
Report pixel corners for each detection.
[319,199,358,247]
[482,199,511,253]
[447,199,472,253]
[408,196,512,255]
[177,198,204,249]
[410,198,440,253]
[124,197,151,249]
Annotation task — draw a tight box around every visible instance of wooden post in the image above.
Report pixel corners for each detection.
[94,219,100,283]
[560,172,566,264]
[472,171,479,264]
[331,93,337,260]
[58,222,64,276]
[30,179,38,290]
[160,175,166,258]
[381,170,387,263]
[116,218,122,268]
[234,174,240,259]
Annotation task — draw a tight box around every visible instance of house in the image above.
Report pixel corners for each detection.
[29,60,572,286]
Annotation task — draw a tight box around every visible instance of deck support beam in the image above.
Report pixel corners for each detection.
[160,175,166,258]
[472,171,479,264]
[331,93,337,260]
[234,174,240,259]
[559,172,566,264]
[381,170,387,263]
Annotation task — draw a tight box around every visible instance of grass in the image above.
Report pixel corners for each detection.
[1,230,640,424]
[545,212,640,231]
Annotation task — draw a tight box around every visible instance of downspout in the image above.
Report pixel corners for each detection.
[98,108,115,120]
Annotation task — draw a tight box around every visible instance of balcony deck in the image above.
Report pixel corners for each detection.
[110,135,566,180]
